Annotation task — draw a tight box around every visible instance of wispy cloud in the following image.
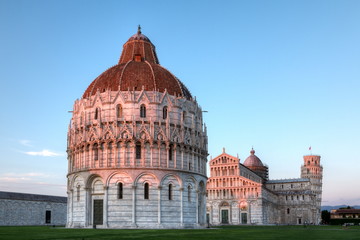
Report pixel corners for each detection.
[19,139,33,147]
[24,149,64,157]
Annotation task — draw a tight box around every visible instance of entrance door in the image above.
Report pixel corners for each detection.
[241,212,247,224]
[221,209,229,224]
[45,210,51,224]
[93,199,103,225]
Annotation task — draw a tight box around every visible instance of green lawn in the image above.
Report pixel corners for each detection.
[0,225,359,240]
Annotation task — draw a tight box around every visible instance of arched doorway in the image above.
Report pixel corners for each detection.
[89,177,105,227]
[239,201,248,224]
[219,202,230,224]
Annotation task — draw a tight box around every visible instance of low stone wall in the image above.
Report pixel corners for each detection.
[0,199,67,226]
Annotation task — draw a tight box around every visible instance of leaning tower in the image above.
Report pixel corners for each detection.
[66,27,208,229]
[301,155,323,224]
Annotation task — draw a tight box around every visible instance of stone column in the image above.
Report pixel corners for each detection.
[141,142,145,167]
[229,202,232,224]
[67,190,73,227]
[174,144,177,169]
[120,142,125,167]
[111,142,115,167]
[132,185,137,226]
[103,186,109,227]
[84,187,90,227]
[181,145,184,170]
[158,186,162,225]
[97,145,102,168]
[158,143,161,168]
[166,144,170,168]
[131,141,136,167]
[192,150,195,171]
[89,146,93,168]
[248,200,252,224]
[150,142,154,167]
[115,142,120,167]
[81,148,84,169]
[196,190,199,224]
[179,187,184,225]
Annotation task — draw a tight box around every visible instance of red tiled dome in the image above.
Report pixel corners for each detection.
[82,26,192,99]
[243,148,264,167]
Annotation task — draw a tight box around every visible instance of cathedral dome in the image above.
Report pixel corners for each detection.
[82,26,192,99]
[243,148,264,167]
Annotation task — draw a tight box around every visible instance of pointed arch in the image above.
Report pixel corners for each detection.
[140,104,146,118]
[163,106,168,119]
[119,129,132,140]
[136,90,151,104]
[116,104,123,118]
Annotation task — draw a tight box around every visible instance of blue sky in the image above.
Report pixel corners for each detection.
[0,0,359,206]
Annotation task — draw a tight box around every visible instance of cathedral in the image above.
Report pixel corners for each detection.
[66,27,208,228]
[206,148,323,225]
[67,28,323,228]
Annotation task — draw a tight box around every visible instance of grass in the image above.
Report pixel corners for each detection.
[0,225,360,240]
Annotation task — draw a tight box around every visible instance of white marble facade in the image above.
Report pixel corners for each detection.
[67,28,208,228]
[206,151,323,225]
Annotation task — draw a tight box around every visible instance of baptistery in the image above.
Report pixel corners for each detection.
[66,27,208,228]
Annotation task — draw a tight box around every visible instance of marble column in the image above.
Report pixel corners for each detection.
[158,186,162,224]
[103,186,109,227]
[132,185,137,226]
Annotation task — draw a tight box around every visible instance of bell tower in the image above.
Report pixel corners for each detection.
[301,155,323,223]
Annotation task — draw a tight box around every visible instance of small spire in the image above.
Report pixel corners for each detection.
[137,25,142,34]
[250,147,255,155]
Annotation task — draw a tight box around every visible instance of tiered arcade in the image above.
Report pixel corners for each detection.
[67,27,208,229]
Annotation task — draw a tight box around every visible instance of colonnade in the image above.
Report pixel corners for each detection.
[69,140,207,175]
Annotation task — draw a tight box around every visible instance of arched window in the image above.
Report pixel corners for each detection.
[287,208,290,214]
[93,144,98,161]
[187,185,191,202]
[94,108,100,120]
[136,144,141,159]
[144,183,149,199]
[168,184,172,200]
[116,104,122,118]
[76,185,80,201]
[140,104,146,118]
[118,182,123,199]
[163,106,168,119]
[168,144,173,161]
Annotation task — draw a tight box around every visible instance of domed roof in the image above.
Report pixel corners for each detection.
[243,148,264,167]
[82,26,192,99]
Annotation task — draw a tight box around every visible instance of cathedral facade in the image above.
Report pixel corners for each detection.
[66,28,208,228]
[206,149,322,225]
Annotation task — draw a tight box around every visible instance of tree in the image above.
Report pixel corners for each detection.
[321,210,330,224]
